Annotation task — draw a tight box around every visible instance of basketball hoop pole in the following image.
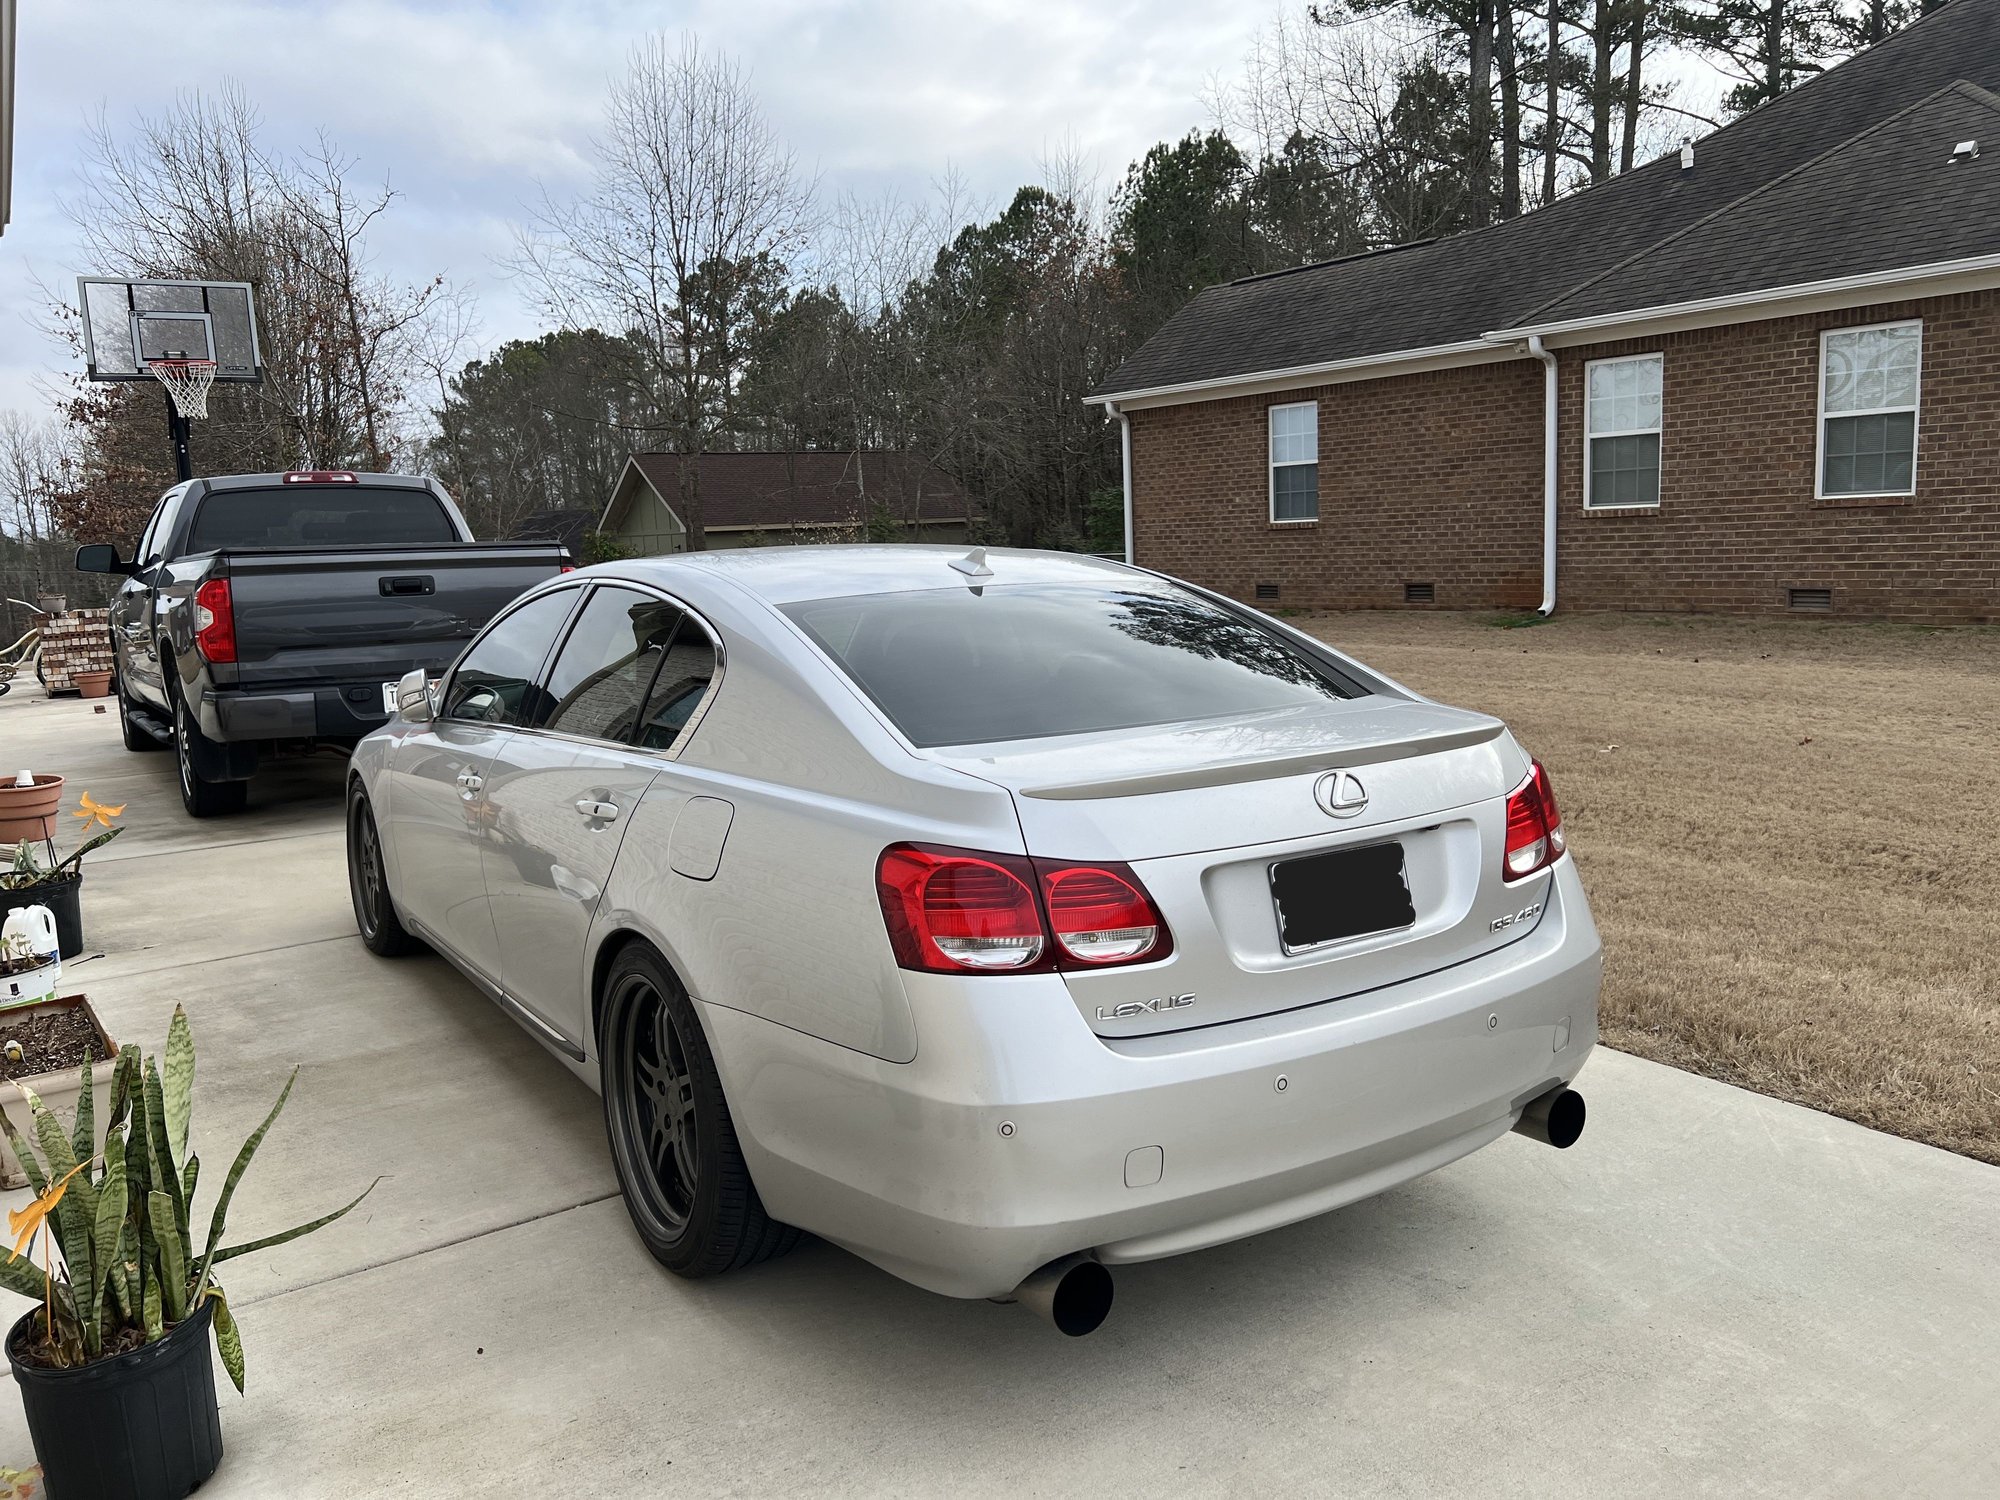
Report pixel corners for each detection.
[165,397,193,484]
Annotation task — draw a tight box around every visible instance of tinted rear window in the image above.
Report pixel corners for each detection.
[185,486,457,551]
[784,583,1360,748]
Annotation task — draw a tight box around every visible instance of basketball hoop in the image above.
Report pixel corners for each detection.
[147,358,217,420]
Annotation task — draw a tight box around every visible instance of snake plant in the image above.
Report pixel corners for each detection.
[0,1005,374,1389]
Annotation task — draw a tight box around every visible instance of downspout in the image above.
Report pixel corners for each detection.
[1107,400,1135,564]
[1526,335,1558,615]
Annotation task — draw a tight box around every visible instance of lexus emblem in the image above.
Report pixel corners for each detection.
[1315,771,1369,819]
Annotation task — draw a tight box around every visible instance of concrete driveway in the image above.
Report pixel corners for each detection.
[2,683,1996,1497]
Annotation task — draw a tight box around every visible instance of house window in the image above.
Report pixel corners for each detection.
[1819,321,1920,497]
[1584,354,1662,509]
[1268,402,1319,521]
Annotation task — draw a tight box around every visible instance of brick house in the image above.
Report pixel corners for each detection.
[1093,0,2000,622]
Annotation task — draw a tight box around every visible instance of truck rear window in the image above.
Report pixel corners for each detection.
[185,487,457,551]
[783,582,1360,748]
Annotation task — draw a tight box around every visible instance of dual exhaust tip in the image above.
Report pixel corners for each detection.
[1007,1085,1585,1338]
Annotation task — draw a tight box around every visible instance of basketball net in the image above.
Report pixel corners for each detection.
[147,358,217,420]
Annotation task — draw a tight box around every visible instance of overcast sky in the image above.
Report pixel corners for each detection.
[2,2,1729,422]
[2,0,1291,416]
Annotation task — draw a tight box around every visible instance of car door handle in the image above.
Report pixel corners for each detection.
[456,770,484,799]
[574,799,619,822]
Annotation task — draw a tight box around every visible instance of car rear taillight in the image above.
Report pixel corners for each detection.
[877,846,1047,972]
[1503,759,1566,881]
[192,579,236,664]
[1037,862,1172,966]
[876,844,1173,974]
[282,470,358,484]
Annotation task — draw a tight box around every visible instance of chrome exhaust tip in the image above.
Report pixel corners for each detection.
[1009,1254,1114,1337]
[1512,1086,1586,1149]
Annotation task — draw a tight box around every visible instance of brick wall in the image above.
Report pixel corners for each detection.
[1129,287,2000,623]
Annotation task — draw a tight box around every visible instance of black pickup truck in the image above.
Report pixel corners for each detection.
[77,471,569,816]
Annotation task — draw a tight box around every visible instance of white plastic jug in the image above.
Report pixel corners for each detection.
[0,904,60,1008]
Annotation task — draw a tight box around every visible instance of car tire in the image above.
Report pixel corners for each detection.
[173,695,247,818]
[346,785,421,957]
[599,942,801,1278]
[118,679,164,752]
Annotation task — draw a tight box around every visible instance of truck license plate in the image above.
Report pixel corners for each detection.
[381,682,399,716]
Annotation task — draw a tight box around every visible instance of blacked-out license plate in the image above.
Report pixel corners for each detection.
[1270,841,1416,951]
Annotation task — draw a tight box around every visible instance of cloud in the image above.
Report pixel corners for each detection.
[0,0,1262,415]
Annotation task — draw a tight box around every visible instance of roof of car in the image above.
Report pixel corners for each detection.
[601,545,1146,607]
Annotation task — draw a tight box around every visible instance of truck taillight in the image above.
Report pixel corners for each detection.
[875,844,1171,974]
[282,470,357,484]
[192,579,236,663]
[1503,759,1566,881]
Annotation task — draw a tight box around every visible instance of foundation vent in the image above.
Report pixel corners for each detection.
[1788,587,1833,612]
[1254,582,1281,601]
[1404,582,1436,604]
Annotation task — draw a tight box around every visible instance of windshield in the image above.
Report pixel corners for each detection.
[784,582,1361,748]
[185,486,458,550]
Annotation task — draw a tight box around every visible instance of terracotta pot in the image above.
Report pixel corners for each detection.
[0,994,119,1190]
[74,670,113,699]
[0,775,62,843]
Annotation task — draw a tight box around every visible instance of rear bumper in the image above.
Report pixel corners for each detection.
[701,856,1603,1299]
[202,681,396,744]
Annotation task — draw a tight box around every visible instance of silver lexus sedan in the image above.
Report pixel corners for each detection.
[346,547,1600,1334]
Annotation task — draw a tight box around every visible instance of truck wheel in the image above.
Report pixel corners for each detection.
[118,680,163,752]
[174,696,248,818]
[346,786,420,956]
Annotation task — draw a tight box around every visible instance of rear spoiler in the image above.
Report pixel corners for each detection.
[1016,719,1504,801]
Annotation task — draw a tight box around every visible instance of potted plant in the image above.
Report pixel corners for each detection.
[1,792,124,960]
[1,1006,374,1499]
[72,672,112,700]
[0,778,62,846]
[0,993,120,1190]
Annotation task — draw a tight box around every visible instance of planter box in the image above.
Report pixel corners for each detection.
[0,995,119,1190]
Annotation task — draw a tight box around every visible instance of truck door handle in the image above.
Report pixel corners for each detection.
[380,575,435,597]
[574,799,619,822]
[456,770,483,799]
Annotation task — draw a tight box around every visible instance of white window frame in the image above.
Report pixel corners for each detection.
[1582,353,1664,512]
[1267,400,1319,523]
[1815,319,1921,500]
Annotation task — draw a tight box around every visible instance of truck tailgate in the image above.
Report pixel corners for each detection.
[217,544,566,687]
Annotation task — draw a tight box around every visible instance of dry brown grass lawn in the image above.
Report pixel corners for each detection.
[1299,610,2000,1164]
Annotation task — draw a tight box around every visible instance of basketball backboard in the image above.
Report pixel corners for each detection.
[76,277,262,382]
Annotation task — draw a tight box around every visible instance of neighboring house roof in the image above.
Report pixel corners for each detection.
[505,508,595,553]
[600,451,971,533]
[1095,0,2000,400]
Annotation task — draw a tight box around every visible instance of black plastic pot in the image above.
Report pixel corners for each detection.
[0,873,83,959]
[8,1300,223,1499]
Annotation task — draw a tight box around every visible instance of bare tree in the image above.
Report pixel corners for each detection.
[513,33,814,549]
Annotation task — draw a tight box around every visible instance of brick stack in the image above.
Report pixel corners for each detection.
[37,610,114,694]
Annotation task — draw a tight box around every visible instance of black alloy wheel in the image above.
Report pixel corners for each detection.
[599,943,800,1277]
[346,786,419,957]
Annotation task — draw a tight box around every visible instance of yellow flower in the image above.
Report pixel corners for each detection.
[71,792,124,830]
[6,1160,89,1263]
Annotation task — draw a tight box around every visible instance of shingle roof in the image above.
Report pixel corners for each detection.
[1516,82,2000,326]
[620,451,969,531]
[1094,0,2000,397]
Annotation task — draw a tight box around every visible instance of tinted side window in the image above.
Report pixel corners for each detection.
[541,587,685,742]
[442,590,578,726]
[635,617,717,753]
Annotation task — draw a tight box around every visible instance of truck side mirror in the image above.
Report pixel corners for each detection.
[395,667,435,723]
[74,544,132,576]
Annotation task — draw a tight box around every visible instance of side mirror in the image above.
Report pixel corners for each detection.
[75,544,131,576]
[395,667,434,723]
